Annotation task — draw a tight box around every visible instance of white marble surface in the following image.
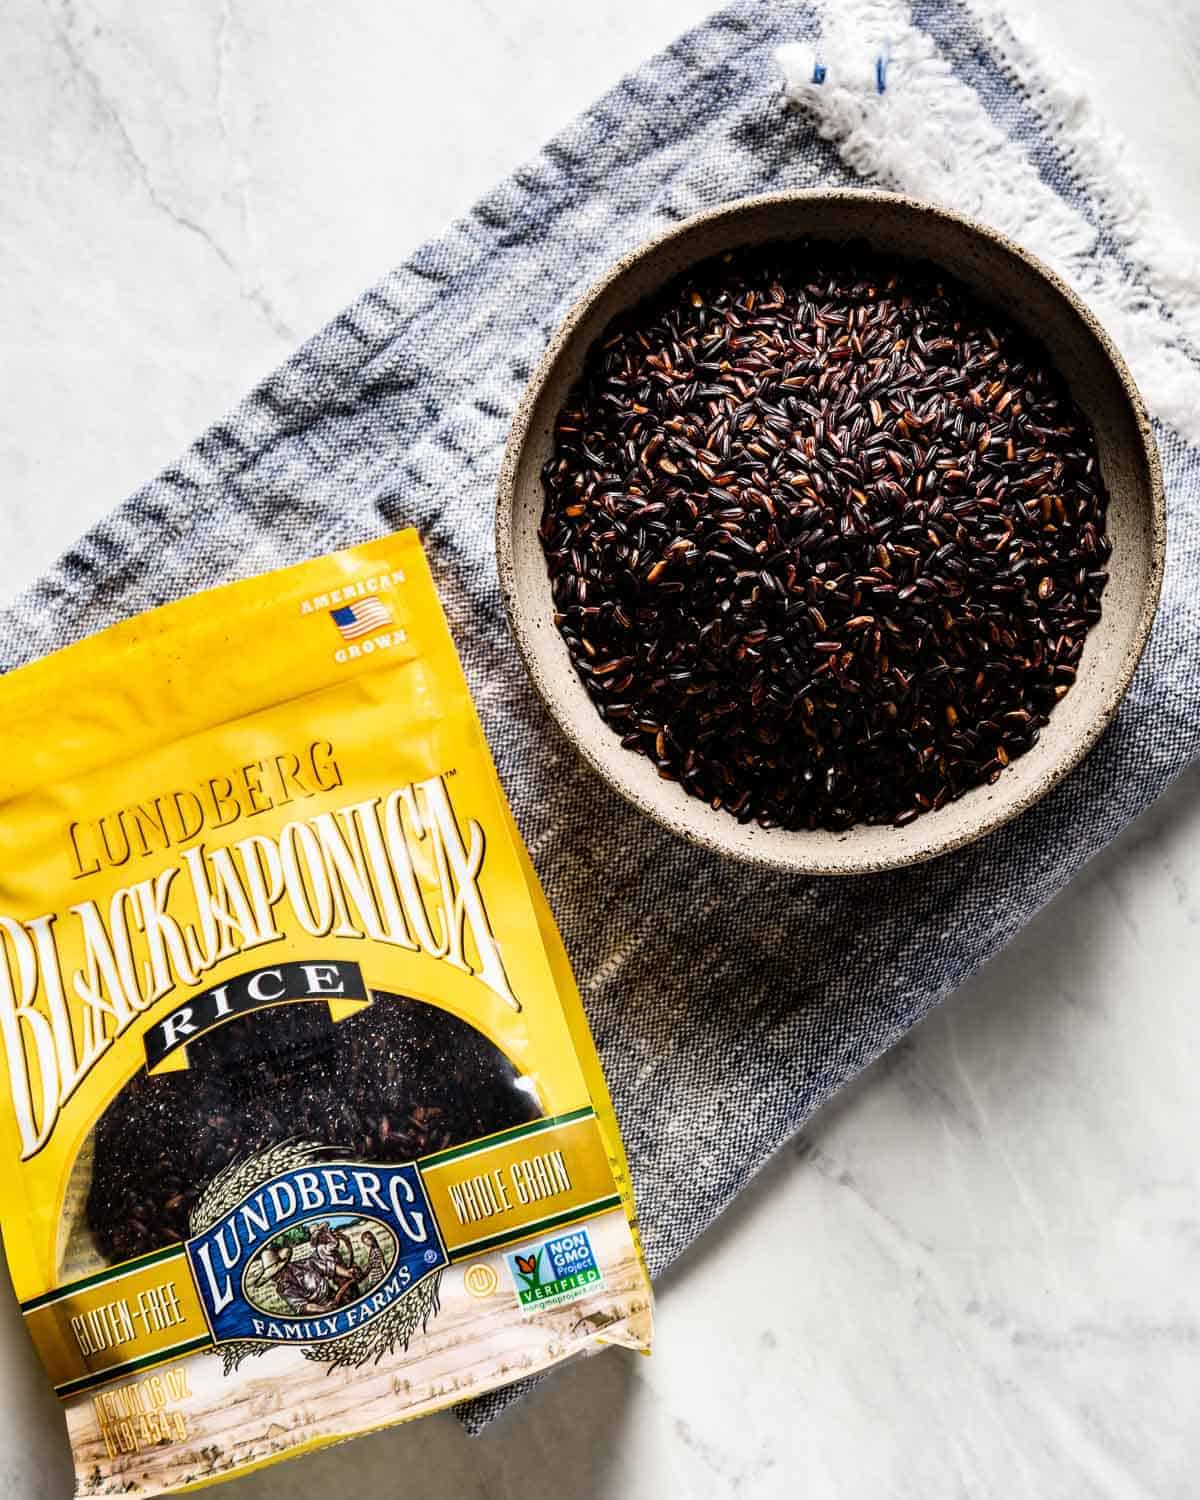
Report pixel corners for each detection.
[2,2,1199,1496]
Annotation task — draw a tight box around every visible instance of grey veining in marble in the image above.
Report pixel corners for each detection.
[1,2,1198,1496]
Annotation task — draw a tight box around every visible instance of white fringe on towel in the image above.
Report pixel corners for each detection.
[775,0,1200,443]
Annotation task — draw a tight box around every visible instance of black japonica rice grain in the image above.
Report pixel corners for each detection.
[539,241,1111,832]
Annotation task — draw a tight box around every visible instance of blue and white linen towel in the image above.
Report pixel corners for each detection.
[4,0,1197,1430]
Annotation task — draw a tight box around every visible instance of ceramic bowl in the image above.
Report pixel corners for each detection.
[496,190,1165,874]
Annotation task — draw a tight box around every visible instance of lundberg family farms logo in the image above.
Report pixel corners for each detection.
[186,1141,448,1372]
[0,744,518,1158]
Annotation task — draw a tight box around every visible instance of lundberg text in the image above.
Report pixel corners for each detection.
[0,757,516,1156]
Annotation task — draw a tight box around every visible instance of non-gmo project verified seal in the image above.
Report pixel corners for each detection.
[504,1228,603,1309]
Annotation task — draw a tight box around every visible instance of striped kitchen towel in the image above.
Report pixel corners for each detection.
[4,0,1197,1431]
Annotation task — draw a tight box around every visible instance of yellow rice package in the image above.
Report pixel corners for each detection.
[0,530,652,1494]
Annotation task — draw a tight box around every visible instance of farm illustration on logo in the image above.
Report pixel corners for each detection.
[244,1217,398,1318]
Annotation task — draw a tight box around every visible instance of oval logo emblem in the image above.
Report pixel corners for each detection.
[463,1262,499,1298]
[243,1215,399,1317]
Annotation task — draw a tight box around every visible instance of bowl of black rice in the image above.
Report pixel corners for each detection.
[496,191,1164,874]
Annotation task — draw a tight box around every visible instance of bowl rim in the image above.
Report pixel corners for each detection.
[495,188,1166,874]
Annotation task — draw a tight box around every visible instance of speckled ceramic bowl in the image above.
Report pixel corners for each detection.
[496,191,1164,874]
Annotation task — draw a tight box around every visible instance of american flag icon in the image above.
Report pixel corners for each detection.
[329,598,394,640]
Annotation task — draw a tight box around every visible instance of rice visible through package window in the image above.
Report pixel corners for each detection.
[0,529,652,1495]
